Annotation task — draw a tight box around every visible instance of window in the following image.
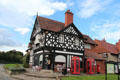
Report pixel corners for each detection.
[59,34,64,43]
[76,60,79,72]
[118,54,120,59]
[103,53,108,58]
[36,43,39,47]
[75,38,79,46]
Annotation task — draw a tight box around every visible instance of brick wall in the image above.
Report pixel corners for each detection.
[65,10,73,26]
[96,60,105,74]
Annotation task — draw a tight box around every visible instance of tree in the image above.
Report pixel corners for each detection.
[0,50,24,63]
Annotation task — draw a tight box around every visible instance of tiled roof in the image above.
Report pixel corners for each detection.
[85,48,106,60]
[83,34,97,45]
[93,39,118,54]
[37,16,65,32]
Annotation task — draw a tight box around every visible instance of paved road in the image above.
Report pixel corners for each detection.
[0,64,57,80]
[0,64,14,80]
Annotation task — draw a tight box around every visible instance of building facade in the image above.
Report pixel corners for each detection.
[28,10,84,71]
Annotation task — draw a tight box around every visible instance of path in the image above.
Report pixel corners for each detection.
[0,64,59,80]
[11,69,58,80]
[0,64,15,80]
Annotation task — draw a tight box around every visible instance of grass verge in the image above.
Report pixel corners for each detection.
[61,74,118,80]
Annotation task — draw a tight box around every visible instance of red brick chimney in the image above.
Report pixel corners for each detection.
[65,10,73,27]
[116,40,120,52]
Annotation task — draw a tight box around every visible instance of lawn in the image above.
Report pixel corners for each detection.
[62,74,118,80]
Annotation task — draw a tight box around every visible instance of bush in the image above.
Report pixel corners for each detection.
[23,53,30,68]
[4,64,25,74]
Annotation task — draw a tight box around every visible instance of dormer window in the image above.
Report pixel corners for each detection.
[59,34,64,43]
[103,53,108,58]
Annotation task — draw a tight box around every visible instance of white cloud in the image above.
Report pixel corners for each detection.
[78,0,113,18]
[66,0,74,7]
[0,0,67,33]
[91,20,120,43]
[0,0,67,53]
[15,28,30,35]
[0,28,27,54]
[0,0,67,16]
[0,0,67,32]
[0,44,27,54]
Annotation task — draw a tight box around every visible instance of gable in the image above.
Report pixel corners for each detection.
[63,26,78,35]
[60,23,83,38]
[30,18,41,40]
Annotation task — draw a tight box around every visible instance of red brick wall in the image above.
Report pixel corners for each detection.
[65,10,73,26]
[96,60,105,74]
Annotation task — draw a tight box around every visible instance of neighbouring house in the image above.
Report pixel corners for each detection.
[83,35,106,74]
[92,39,120,73]
[93,39,120,62]
[28,10,84,73]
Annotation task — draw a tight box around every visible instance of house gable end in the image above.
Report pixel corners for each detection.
[30,17,41,40]
[60,23,83,38]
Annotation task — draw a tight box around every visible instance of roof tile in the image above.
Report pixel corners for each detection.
[37,16,64,32]
[93,40,118,54]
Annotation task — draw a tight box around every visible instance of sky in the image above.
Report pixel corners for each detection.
[0,0,120,54]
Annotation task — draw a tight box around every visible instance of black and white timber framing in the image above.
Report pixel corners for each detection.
[29,17,85,70]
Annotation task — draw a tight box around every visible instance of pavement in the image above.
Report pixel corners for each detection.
[11,69,58,80]
[0,64,15,80]
[0,64,60,80]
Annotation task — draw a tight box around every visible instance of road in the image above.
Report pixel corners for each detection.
[0,64,57,80]
[0,64,14,80]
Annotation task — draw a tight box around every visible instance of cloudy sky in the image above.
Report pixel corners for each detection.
[0,0,120,54]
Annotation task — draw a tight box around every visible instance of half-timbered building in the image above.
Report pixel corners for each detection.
[28,10,84,72]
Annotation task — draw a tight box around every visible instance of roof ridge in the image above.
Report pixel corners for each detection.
[37,16,64,25]
[94,39,115,46]
[94,39,118,54]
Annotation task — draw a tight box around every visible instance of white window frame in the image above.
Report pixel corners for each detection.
[59,34,64,43]
[75,38,79,46]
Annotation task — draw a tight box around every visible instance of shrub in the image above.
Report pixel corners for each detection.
[4,64,25,74]
[23,53,30,68]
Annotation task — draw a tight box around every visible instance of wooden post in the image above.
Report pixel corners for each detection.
[105,61,107,80]
[42,54,45,69]
[52,50,55,71]
[117,54,119,80]
[66,55,67,74]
